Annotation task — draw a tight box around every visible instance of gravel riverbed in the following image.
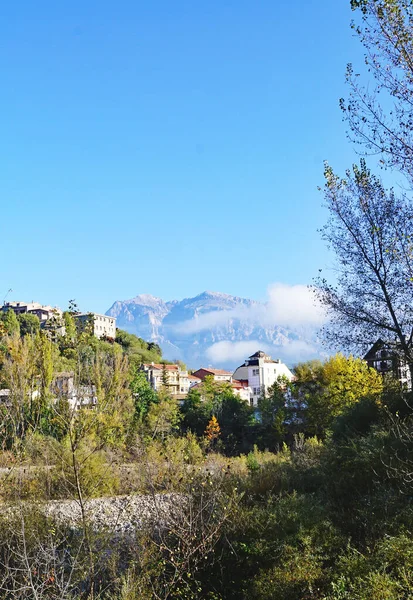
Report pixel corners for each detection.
[43,494,182,534]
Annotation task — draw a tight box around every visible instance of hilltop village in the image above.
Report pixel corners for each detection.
[1,299,410,411]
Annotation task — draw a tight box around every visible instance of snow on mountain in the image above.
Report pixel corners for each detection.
[106,291,323,369]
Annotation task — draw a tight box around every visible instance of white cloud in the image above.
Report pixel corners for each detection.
[265,283,325,328]
[206,339,323,368]
[206,341,271,364]
[176,283,325,334]
[276,340,320,363]
[176,306,252,334]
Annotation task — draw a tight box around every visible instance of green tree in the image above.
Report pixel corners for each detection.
[257,378,290,449]
[36,332,54,395]
[62,311,78,348]
[130,367,158,422]
[304,353,383,437]
[180,387,210,435]
[161,363,169,389]
[67,298,79,315]
[0,309,20,337]
[115,329,163,367]
[147,341,162,356]
[181,380,256,454]
[214,389,256,455]
[146,391,181,439]
[1,333,36,444]
[17,313,40,337]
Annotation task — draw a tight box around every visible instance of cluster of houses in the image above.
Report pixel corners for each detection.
[1,299,412,411]
[1,300,116,339]
[141,350,295,407]
[0,300,115,411]
[141,340,413,405]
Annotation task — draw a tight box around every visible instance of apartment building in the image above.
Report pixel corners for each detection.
[75,313,116,339]
[141,363,191,399]
[233,350,294,406]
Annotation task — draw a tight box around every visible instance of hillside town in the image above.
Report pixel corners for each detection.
[0,299,297,408]
[1,298,411,415]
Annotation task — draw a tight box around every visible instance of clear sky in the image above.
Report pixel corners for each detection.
[0,0,365,314]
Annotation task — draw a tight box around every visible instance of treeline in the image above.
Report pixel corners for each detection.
[0,307,164,367]
[180,353,385,454]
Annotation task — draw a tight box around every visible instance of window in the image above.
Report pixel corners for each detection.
[252,368,259,376]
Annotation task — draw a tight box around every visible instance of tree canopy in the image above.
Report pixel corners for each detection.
[315,161,413,373]
[343,0,413,182]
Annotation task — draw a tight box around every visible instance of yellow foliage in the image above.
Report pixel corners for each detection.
[205,415,221,442]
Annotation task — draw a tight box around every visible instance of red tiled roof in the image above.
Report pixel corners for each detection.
[194,368,232,376]
[143,363,179,371]
[232,379,249,389]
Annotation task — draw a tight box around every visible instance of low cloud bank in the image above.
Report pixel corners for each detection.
[277,339,321,363]
[206,338,321,368]
[205,341,271,364]
[176,283,325,334]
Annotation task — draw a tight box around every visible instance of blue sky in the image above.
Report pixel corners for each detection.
[0,0,365,314]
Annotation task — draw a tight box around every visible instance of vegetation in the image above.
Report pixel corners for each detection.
[0,304,411,598]
[2,1,413,598]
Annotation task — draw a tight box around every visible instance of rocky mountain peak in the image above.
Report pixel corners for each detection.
[106,291,322,369]
[129,294,165,307]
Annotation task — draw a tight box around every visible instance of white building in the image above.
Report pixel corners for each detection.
[0,373,97,411]
[52,372,97,410]
[75,313,116,339]
[233,350,294,407]
[231,379,253,404]
[188,374,202,388]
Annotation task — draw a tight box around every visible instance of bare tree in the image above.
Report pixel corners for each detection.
[315,160,413,376]
[343,0,413,184]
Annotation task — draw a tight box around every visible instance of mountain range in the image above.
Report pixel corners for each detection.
[106,291,323,369]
